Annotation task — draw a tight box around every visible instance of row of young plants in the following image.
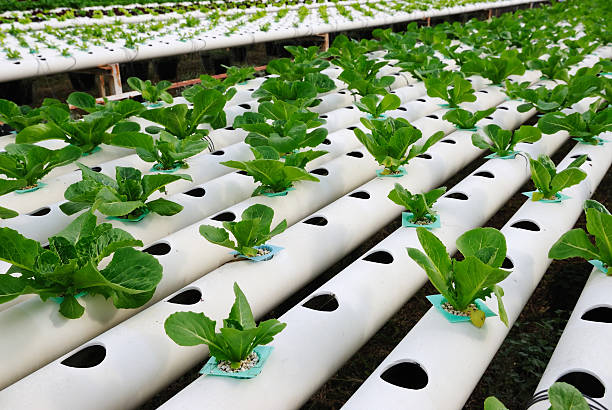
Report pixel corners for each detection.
[0,0,610,393]
[0,0,518,61]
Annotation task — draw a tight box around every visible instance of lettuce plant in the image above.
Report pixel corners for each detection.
[549,200,611,273]
[337,55,395,98]
[265,46,334,94]
[472,125,541,157]
[199,204,287,257]
[538,107,612,145]
[111,130,208,171]
[127,77,174,105]
[0,143,82,193]
[165,282,286,369]
[408,227,510,327]
[354,93,401,119]
[528,154,587,201]
[353,117,445,175]
[396,53,447,82]
[142,88,227,137]
[388,184,446,224]
[183,65,255,104]
[60,164,191,220]
[221,148,324,196]
[251,79,321,110]
[233,99,328,154]
[485,382,589,410]
[0,211,163,319]
[527,47,583,82]
[0,99,54,132]
[442,108,495,130]
[516,75,601,114]
[461,51,525,85]
[66,92,145,119]
[16,106,126,154]
[0,181,21,218]
[424,71,476,108]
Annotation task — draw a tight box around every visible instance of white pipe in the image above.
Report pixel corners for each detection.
[529,266,612,409]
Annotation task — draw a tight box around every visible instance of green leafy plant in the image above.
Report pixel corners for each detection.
[67,92,146,119]
[549,199,611,273]
[142,88,227,137]
[537,107,612,145]
[16,107,126,154]
[442,108,495,130]
[485,382,589,410]
[0,143,81,193]
[0,211,163,319]
[233,99,328,154]
[165,282,286,369]
[199,204,287,257]
[472,124,541,157]
[127,77,174,105]
[424,71,476,108]
[60,164,192,220]
[221,148,323,196]
[408,227,511,327]
[527,47,583,82]
[461,51,526,85]
[388,184,446,224]
[111,130,208,171]
[0,99,53,132]
[251,79,321,110]
[353,117,445,175]
[336,55,395,98]
[354,93,401,119]
[528,154,587,201]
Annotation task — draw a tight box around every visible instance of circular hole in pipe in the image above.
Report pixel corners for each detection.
[344,106,354,110]
[236,170,249,176]
[441,139,456,144]
[238,104,251,109]
[570,154,592,162]
[380,361,428,390]
[167,288,202,305]
[416,98,426,102]
[349,191,370,199]
[556,371,605,398]
[90,166,102,172]
[143,242,171,256]
[397,107,407,111]
[445,192,468,200]
[183,187,205,197]
[311,168,329,176]
[581,306,612,323]
[28,207,51,216]
[211,150,225,156]
[426,114,438,119]
[363,250,394,264]
[501,257,514,269]
[347,126,358,131]
[212,212,236,222]
[322,138,331,145]
[346,151,364,158]
[510,220,540,232]
[474,171,494,178]
[417,154,432,159]
[61,344,106,368]
[320,114,328,119]
[302,293,339,312]
[303,216,328,226]
[479,90,489,93]
[485,116,493,120]
[499,106,509,110]
[225,126,235,131]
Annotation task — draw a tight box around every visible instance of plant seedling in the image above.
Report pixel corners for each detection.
[200,204,287,258]
[127,77,174,105]
[461,50,525,85]
[537,107,612,145]
[0,211,162,319]
[60,163,192,220]
[355,93,401,119]
[353,117,445,175]
[388,184,446,224]
[0,143,81,193]
[111,130,208,171]
[528,154,587,201]
[221,148,324,196]
[485,382,589,410]
[165,282,286,370]
[472,124,541,158]
[424,71,476,108]
[549,200,611,274]
[442,107,495,130]
[408,227,511,327]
